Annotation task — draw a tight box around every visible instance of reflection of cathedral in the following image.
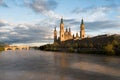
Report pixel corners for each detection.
[54,18,85,43]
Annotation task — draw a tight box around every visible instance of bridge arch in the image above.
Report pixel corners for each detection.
[4,46,30,51]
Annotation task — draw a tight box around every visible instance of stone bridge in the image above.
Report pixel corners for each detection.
[4,46,30,51]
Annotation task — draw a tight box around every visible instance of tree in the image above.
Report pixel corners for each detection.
[104,43,115,55]
[66,43,71,48]
[68,47,74,52]
[89,43,93,48]
[53,42,59,47]
[112,40,118,46]
[73,43,78,48]
[83,43,88,48]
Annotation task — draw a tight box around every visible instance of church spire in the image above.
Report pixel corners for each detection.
[69,27,71,32]
[54,27,57,43]
[80,18,85,39]
[66,28,68,32]
[60,18,64,42]
[81,18,84,25]
[54,27,56,31]
[61,18,63,24]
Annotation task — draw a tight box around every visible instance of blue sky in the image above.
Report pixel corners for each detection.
[0,0,120,46]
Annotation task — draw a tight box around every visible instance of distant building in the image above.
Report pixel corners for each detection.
[54,18,85,43]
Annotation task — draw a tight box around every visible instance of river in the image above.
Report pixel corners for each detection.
[0,49,120,80]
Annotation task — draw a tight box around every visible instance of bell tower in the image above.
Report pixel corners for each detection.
[54,27,57,43]
[60,18,65,42]
[80,19,85,39]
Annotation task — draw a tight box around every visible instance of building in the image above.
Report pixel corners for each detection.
[54,18,85,43]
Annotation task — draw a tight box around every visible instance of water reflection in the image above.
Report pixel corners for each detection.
[53,53,70,80]
[71,61,120,77]
[0,50,120,80]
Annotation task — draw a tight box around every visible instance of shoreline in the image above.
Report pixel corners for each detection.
[38,34,120,56]
[37,48,120,56]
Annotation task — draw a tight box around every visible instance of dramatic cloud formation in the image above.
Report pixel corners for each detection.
[62,18,120,36]
[25,0,60,18]
[72,6,117,22]
[71,0,120,22]
[0,19,54,45]
[1,18,120,45]
[29,0,58,12]
[0,20,8,27]
[0,0,120,46]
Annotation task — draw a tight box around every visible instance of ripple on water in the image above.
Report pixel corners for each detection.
[0,50,120,80]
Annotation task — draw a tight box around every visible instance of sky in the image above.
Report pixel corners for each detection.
[0,0,120,46]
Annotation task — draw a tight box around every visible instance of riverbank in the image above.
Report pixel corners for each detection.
[0,42,8,52]
[38,34,120,56]
[38,47,120,56]
[0,47,4,52]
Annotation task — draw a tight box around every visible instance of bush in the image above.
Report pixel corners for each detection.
[68,47,74,52]
[89,43,93,48]
[73,43,78,48]
[0,47,4,52]
[104,43,115,55]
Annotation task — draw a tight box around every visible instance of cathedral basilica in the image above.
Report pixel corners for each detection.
[54,18,85,43]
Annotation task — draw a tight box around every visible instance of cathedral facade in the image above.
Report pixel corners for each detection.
[54,18,85,43]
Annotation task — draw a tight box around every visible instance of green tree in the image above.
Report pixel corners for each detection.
[83,43,88,48]
[66,43,71,48]
[112,40,118,46]
[73,43,78,48]
[68,47,74,52]
[0,47,4,51]
[104,43,115,55]
[89,43,93,48]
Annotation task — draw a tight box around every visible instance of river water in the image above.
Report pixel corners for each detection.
[0,49,120,80]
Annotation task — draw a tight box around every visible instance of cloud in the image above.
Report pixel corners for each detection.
[72,6,112,14]
[1,0,120,45]
[24,0,60,19]
[59,18,120,36]
[0,19,54,44]
[0,18,120,45]
[0,0,61,18]
[30,0,58,12]
[0,20,10,27]
[72,3,120,22]
[85,21,120,36]
[85,21,120,31]
[117,15,120,19]
[0,0,8,7]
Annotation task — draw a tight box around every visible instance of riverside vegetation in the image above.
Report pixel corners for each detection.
[39,34,120,55]
[0,42,8,52]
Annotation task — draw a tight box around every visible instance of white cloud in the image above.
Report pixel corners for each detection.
[0,19,54,45]
[0,29,10,33]
[0,17,120,46]
[43,10,61,19]
[72,6,118,22]
[25,0,61,19]
[11,42,47,47]
[10,32,18,35]
[117,15,120,18]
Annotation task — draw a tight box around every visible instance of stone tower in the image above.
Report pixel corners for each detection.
[68,28,71,36]
[60,18,65,42]
[54,27,57,43]
[80,19,85,39]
